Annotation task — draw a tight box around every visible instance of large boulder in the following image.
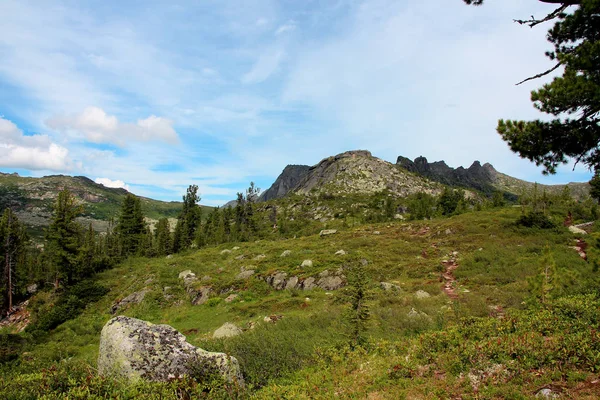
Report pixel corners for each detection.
[213,322,243,339]
[98,316,244,385]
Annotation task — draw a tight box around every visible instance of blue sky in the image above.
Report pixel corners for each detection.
[0,0,592,206]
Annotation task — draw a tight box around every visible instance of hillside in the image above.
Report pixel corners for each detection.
[0,172,212,237]
[1,207,599,398]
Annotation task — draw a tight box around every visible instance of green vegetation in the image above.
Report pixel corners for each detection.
[0,179,599,398]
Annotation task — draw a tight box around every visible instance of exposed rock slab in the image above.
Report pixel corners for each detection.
[213,322,243,339]
[111,290,148,314]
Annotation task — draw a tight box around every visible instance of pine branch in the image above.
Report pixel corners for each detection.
[514,5,570,28]
[516,62,562,85]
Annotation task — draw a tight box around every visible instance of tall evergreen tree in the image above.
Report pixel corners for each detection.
[0,209,28,315]
[155,218,172,256]
[174,185,202,252]
[46,189,83,287]
[116,194,146,257]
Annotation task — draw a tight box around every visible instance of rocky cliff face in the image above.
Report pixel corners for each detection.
[259,165,310,201]
[397,156,590,199]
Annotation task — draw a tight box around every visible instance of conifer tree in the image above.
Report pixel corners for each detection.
[465,1,599,175]
[116,194,146,257]
[155,218,172,256]
[343,263,372,348]
[46,189,83,287]
[0,209,28,315]
[174,185,202,252]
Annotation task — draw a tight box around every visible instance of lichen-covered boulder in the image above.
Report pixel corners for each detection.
[98,316,244,385]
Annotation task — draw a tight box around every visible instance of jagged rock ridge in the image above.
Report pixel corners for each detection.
[259,165,310,201]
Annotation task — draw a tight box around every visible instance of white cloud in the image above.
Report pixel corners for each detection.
[275,20,296,35]
[0,117,72,171]
[95,177,130,191]
[46,107,178,146]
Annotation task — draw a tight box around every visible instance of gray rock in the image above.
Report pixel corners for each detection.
[268,272,288,290]
[236,270,255,280]
[301,260,313,268]
[535,388,559,399]
[235,254,245,260]
[285,276,299,290]
[415,290,431,299]
[301,277,316,290]
[166,254,173,259]
[178,270,194,280]
[225,294,238,303]
[569,225,587,235]
[380,282,402,292]
[98,316,243,385]
[373,231,381,235]
[232,246,240,251]
[280,250,292,257]
[213,322,243,339]
[111,290,148,314]
[253,254,266,261]
[188,286,210,305]
[319,229,337,237]
[317,276,345,290]
[335,250,347,256]
[220,249,232,255]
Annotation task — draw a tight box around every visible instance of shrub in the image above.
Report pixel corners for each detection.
[516,211,555,229]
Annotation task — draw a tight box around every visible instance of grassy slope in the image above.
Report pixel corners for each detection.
[2,207,599,398]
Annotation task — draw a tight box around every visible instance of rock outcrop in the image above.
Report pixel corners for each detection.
[98,316,243,385]
[259,165,311,201]
[179,270,212,305]
[263,269,346,291]
[111,290,148,314]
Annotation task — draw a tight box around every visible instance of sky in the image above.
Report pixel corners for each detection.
[0,0,592,206]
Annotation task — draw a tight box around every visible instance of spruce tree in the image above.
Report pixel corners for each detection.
[155,218,172,256]
[0,209,28,315]
[174,185,202,252]
[116,194,146,257]
[46,189,83,287]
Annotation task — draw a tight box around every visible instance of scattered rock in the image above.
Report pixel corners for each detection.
[373,231,381,235]
[263,315,283,323]
[414,290,431,299]
[266,272,288,290]
[317,276,345,290]
[111,290,148,314]
[232,246,240,251]
[394,214,405,220]
[98,316,244,385]
[166,254,173,259]
[178,270,194,279]
[201,275,212,282]
[213,322,243,339]
[359,259,369,266]
[301,260,313,268]
[319,229,337,237]
[569,225,587,235]
[191,287,212,305]
[236,269,255,280]
[335,249,347,256]
[444,228,452,235]
[253,254,266,261]
[235,255,245,260]
[144,277,154,285]
[280,250,292,257]
[179,270,211,305]
[380,282,402,292]
[535,388,559,399]
[224,294,238,303]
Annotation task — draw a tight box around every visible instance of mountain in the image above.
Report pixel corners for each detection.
[260,150,443,201]
[0,172,211,237]
[397,156,590,199]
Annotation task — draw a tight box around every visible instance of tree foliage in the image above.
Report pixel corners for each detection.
[0,209,28,315]
[116,194,146,257]
[465,0,599,175]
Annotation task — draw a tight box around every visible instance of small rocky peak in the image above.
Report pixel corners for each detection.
[334,150,372,160]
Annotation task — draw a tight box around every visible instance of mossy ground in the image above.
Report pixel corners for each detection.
[1,207,599,398]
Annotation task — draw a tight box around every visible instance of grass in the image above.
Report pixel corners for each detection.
[1,206,600,398]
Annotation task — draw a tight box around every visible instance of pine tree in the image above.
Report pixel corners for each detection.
[174,185,202,252]
[528,245,558,305]
[465,1,599,175]
[155,218,172,256]
[343,263,372,348]
[0,209,28,315]
[116,194,146,257]
[46,189,84,287]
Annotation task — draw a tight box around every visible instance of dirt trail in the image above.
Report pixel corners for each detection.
[441,254,459,300]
